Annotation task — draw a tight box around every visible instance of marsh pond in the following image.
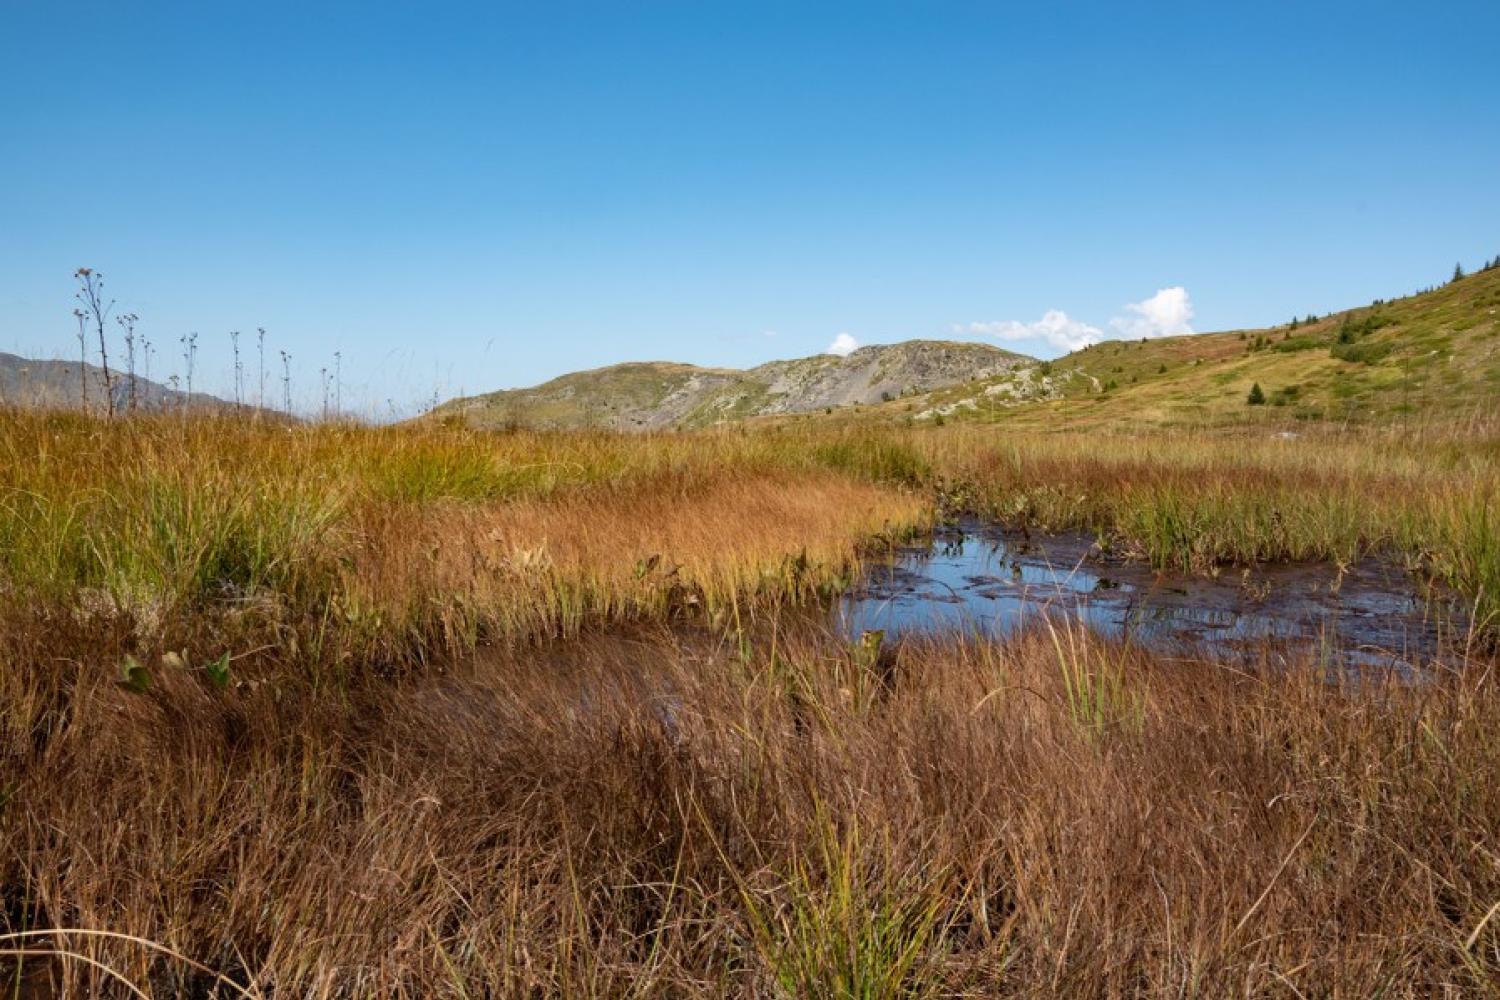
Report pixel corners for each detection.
[838,520,1471,673]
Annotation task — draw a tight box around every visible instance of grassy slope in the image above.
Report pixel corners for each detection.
[862,266,1500,431]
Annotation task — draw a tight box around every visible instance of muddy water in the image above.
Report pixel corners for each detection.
[839,521,1469,671]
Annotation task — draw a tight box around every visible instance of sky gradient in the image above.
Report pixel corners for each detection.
[3,1,1497,415]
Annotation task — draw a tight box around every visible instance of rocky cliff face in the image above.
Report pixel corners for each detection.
[435,340,1034,430]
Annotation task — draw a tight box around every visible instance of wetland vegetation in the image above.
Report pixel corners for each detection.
[7,3,1500,991]
[2,405,1497,996]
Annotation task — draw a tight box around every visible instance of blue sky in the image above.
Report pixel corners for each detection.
[3,1,1497,415]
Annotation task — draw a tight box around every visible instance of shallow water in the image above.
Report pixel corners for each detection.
[839,521,1468,671]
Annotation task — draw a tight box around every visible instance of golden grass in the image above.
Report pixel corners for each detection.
[0,410,926,675]
[343,470,920,660]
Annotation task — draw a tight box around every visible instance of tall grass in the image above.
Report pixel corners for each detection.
[732,812,952,999]
[914,423,1500,633]
[4,410,1495,642]
[0,411,928,670]
[1044,614,1144,739]
[3,624,1495,995]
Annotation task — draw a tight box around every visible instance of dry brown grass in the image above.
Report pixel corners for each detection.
[343,470,918,661]
[4,622,1497,996]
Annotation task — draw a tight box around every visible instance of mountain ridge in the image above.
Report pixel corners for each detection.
[0,351,229,413]
[434,266,1500,432]
[434,339,1037,430]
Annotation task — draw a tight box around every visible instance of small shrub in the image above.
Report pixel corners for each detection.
[1246,383,1266,405]
[1331,341,1393,365]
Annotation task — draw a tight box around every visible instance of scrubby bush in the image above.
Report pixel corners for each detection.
[1274,336,1321,353]
[1331,341,1394,365]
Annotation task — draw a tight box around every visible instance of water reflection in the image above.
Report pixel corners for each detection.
[839,521,1465,670]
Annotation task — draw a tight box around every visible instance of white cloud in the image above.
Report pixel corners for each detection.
[957,287,1197,355]
[955,310,1104,353]
[1108,287,1195,340]
[827,332,860,356]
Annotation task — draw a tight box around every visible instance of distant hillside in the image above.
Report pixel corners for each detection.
[434,340,1035,430]
[874,265,1500,430]
[0,352,229,413]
